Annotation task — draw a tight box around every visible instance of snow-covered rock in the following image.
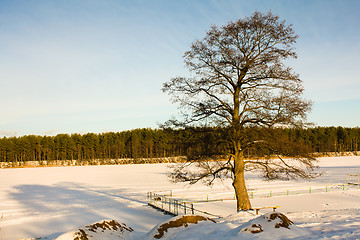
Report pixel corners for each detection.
[142,212,311,240]
[146,215,216,239]
[54,220,134,240]
[231,212,311,239]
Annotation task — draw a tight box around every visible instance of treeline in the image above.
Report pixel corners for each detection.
[0,129,188,162]
[0,127,359,162]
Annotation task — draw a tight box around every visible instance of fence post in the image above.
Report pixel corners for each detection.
[176,200,179,215]
[191,204,194,215]
[174,200,177,215]
[169,198,172,213]
[184,202,187,215]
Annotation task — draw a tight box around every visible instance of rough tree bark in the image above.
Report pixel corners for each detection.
[233,150,251,210]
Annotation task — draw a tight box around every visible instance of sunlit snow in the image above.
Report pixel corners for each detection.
[0,156,359,239]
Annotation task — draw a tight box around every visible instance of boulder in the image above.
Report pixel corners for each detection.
[232,212,310,238]
[147,215,216,239]
[54,220,134,240]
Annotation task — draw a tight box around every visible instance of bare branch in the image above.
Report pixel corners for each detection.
[163,11,315,211]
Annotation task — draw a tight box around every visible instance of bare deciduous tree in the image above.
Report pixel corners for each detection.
[162,11,318,211]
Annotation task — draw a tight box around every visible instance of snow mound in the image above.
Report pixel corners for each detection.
[232,212,310,239]
[241,212,293,233]
[222,210,257,223]
[54,220,134,240]
[146,215,216,239]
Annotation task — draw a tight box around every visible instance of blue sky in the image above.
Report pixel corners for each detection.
[0,0,359,137]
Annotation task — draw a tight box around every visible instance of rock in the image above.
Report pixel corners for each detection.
[241,223,264,233]
[147,215,216,239]
[267,212,293,229]
[54,220,134,240]
[232,212,309,238]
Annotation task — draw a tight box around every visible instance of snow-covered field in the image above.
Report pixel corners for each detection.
[0,156,359,239]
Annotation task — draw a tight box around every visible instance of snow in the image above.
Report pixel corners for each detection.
[54,220,134,240]
[0,156,359,239]
[145,215,216,240]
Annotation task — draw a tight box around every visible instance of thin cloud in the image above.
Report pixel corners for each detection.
[0,130,19,137]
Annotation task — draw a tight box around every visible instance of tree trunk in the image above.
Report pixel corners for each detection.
[233,151,252,211]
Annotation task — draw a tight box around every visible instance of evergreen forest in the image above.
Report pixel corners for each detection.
[0,127,359,163]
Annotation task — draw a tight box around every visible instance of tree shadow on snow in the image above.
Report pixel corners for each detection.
[8,182,171,238]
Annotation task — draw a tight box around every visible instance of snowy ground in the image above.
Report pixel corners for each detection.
[0,156,359,239]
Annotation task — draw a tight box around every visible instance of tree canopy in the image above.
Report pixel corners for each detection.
[163,11,316,211]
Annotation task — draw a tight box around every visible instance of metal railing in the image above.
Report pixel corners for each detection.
[168,183,360,202]
[148,183,359,218]
[147,192,221,219]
